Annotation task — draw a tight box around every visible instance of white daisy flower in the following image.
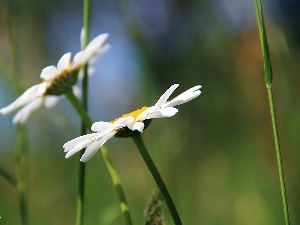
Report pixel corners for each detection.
[0,31,110,124]
[63,84,201,162]
[0,53,71,124]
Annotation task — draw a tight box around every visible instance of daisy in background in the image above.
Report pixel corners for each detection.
[64,84,201,162]
[0,31,110,124]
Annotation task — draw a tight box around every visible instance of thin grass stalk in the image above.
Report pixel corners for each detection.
[131,134,182,225]
[254,1,290,224]
[65,90,133,225]
[7,5,30,225]
[267,86,290,225]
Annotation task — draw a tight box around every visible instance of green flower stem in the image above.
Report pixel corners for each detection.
[76,161,85,225]
[83,0,90,48]
[0,166,16,186]
[65,90,133,225]
[267,86,290,225]
[254,1,290,224]
[131,133,182,225]
[75,0,91,224]
[64,90,93,127]
[81,0,90,121]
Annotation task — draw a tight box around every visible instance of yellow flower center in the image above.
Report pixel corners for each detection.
[111,106,148,123]
[113,106,152,138]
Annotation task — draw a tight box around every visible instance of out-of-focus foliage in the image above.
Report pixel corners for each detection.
[1,0,300,224]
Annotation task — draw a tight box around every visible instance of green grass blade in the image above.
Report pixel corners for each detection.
[254,1,290,224]
[254,0,273,86]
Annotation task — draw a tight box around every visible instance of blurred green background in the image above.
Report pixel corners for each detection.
[1,0,300,224]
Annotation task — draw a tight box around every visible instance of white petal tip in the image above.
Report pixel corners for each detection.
[65,152,74,159]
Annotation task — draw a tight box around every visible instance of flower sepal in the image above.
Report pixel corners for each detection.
[44,69,79,96]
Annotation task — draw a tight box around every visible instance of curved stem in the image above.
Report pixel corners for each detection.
[65,90,133,225]
[131,133,182,225]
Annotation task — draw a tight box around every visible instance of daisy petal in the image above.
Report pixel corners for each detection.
[65,136,97,159]
[135,106,155,121]
[91,117,132,133]
[113,116,134,126]
[72,86,82,98]
[44,96,61,108]
[164,85,202,107]
[80,131,115,162]
[127,122,145,132]
[72,51,84,67]
[12,98,44,124]
[80,28,85,50]
[87,33,109,49]
[40,66,58,81]
[36,82,47,97]
[154,84,179,109]
[80,140,103,162]
[69,129,114,155]
[91,121,116,132]
[80,46,98,63]
[57,52,71,72]
[63,133,100,152]
[88,44,110,64]
[0,84,41,115]
[144,107,178,119]
[72,33,110,68]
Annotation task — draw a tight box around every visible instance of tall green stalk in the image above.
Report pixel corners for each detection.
[132,134,182,225]
[7,4,29,225]
[76,0,91,224]
[65,90,133,225]
[254,1,290,224]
